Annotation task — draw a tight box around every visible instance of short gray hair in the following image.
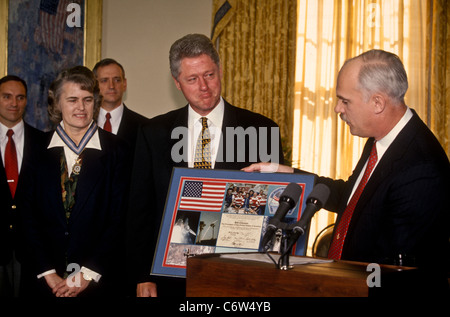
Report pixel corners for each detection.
[169,34,220,79]
[48,66,102,124]
[347,49,408,103]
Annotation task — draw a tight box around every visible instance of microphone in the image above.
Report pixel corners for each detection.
[261,183,303,251]
[285,183,330,252]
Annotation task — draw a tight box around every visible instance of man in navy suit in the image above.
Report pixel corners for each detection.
[93,59,150,296]
[127,34,284,297]
[244,50,450,294]
[0,75,45,297]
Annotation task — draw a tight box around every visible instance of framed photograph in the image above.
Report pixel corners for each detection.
[151,167,316,278]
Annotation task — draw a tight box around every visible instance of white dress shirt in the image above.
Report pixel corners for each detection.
[98,104,124,135]
[0,120,24,173]
[348,107,413,202]
[187,97,224,168]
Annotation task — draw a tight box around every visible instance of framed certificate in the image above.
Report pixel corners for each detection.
[151,167,316,278]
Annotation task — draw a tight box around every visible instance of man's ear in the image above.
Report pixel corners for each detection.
[173,76,181,91]
[371,93,386,114]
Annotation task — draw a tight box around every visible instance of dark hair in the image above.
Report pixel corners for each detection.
[48,66,102,124]
[0,75,28,95]
[169,33,220,79]
[92,58,126,78]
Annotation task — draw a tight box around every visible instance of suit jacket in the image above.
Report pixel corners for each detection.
[127,100,284,287]
[116,105,150,152]
[21,128,129,296]
[0,123,46,266]
[318,110,450,274]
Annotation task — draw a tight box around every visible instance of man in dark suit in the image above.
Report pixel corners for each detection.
[93,58,149,150]
[244,50,450,294]
[93,59,150,296]
[0,75,45,297]
[127,34,284,297]
[21,66,129,297]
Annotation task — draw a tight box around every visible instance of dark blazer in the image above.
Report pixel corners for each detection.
[126,100,284,290]
[116,104,149,151]
[0,123,45,266]
[21,128,129,296]
[318,110,449,276]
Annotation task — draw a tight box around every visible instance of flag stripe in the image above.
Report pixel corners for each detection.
[179,180,227,212]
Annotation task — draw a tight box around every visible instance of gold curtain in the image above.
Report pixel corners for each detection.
[427,0,450,159]
[212,0,298,162]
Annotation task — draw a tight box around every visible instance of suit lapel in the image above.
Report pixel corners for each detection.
[169,106,189,168]
[70,147,105,220]
[16,124,35,197]
[117,104,130,138]
[44,147,68,223]
[346,112,420,233]
[215,101,236,169]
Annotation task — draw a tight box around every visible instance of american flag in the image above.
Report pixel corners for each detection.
[179,180,227,212]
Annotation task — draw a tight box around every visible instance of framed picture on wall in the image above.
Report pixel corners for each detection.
[151,167,316,278]
[0,0,102,130]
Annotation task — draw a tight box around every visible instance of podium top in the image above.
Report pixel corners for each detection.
[186,252,417,297]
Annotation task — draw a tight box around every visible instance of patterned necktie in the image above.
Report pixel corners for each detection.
[193,117,211,169]
[103,113,112,132]
[328,141,378,260]
[5,129,19,198]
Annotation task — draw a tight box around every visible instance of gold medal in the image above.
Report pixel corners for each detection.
[72,157,82,175]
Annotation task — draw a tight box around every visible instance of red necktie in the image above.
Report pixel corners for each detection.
[103,113,112,132]
[5,129,19,198]
[328,141,378,260]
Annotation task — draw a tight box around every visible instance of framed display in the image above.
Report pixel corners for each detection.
[151,167,316,278]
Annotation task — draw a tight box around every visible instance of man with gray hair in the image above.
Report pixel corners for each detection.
[127,33,284,297]
[245,49,450,294]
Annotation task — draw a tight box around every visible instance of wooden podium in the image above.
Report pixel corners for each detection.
[186,253,417,297]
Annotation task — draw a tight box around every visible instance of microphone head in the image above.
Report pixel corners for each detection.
[307,183,330,208]
[280,182,303,206]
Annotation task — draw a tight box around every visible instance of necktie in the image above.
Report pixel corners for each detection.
[103,113,112,132]
[5,129,19,198]
[193,117,211,169]
[328,141,378,260]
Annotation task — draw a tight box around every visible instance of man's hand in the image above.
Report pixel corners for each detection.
[241,162,294,173]
[137,282,157,297]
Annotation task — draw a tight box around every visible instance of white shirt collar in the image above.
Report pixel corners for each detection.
[0,120,25,172]
[376,107,413,161]
[48,121,102,152]
[0,120,24,140]
[48,121,101,174]
[98,103,124,134]
[188,97,224,130]
[187,97,224,168]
